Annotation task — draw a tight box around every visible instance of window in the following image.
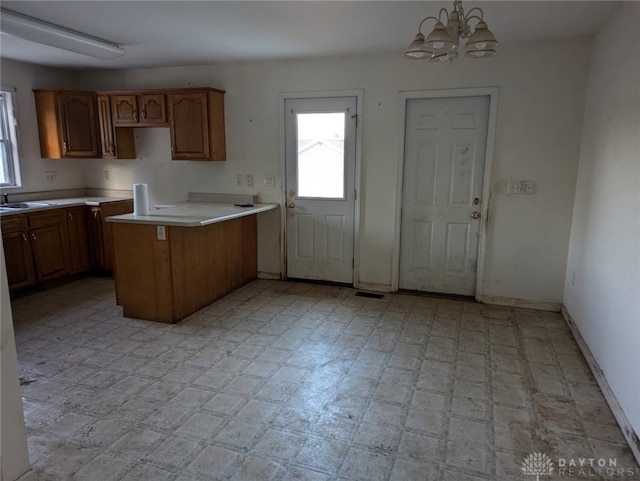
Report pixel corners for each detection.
[296,112,346,199]
[0,89,22,188]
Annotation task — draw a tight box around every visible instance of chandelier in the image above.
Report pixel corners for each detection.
[404,0,498,63]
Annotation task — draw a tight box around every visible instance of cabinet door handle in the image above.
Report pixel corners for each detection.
[141,110,146,121]
[31,233,36,241]
[21,233,27,243]
[68,213,74,221]
[133,109,138,121]
[63,141,68,154]
[93,211,98,219]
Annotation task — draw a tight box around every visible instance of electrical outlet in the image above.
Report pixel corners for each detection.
[104,170,111,181]
[236,174,243,186]
[263,175,276,187]
[246,174,254,188]
[45,171,57,182]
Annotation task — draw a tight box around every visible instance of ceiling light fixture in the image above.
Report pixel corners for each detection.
[0,8,124,59]
[404,0,498,63]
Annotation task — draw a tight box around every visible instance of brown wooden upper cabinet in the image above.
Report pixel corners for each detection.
[168,89,226,161]
[97,95,116,158]
[96,94,136,160]
[34,90,99,159]
[111,93,168,127]
[34,87,225,161]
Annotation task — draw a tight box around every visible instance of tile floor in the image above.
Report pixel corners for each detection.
[11,278,639,481]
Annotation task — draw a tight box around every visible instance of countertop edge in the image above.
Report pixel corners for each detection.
[0,197,132,216]
[105,203,279,226]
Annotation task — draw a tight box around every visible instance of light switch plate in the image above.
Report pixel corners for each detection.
[157,225,166,240]
[508,180,535,195]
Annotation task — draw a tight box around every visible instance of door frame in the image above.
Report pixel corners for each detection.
[391,87,499,300]
[278,90,364,287]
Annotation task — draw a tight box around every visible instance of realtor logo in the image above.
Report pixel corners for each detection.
[522,452,555,480]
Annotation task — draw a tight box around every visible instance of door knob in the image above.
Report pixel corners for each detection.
[471,211,480,219]
[287,201,296,208]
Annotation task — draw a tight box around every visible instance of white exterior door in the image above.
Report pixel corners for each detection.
[399,96,490,296]
[285,96,357,284]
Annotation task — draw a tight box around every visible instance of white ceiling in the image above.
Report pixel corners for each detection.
[0,1,620,71]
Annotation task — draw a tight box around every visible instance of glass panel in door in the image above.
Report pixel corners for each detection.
[296,112,346,199]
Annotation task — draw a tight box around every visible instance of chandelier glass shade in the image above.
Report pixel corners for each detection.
[403,0,498,63]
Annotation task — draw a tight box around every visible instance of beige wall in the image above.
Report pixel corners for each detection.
[0,58,84,194]
[1,35,592,306]
[74,37,591,306]
[563,2,640,452]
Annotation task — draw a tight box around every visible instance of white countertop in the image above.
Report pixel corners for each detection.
[0,196,132,215]
[37,196,132,207]
[105,201,279,227]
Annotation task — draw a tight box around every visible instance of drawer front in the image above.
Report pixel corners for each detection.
[1,214,27,232]
[28,209,65,228]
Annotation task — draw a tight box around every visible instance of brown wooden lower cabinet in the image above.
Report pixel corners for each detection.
[30,224,68,283]
[65,207,91,273]
[26,210,68,283]
[1,215,36,290]
[112,215,257,323]
[1,199,133,295]
[88,200,134,272]
[2,210,68,289]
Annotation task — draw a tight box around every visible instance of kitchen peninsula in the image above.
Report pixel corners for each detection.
[107,197,278,323]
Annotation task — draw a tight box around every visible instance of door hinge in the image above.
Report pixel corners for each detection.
[351,113,358,127]
[354,189,357,201]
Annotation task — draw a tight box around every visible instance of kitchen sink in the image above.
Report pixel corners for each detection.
[2,202,54,209]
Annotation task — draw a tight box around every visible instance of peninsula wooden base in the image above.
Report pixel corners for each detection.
[112,215,257,323]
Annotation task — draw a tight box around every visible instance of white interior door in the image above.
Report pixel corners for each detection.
[399,96,490,296]
[285,97,357,284]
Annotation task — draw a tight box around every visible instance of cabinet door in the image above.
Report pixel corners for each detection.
[99,200,134,272]
[112,95,139,126]
[97,95,116,159]
[66,207,90,273]
[168,93,210,160]
[139,94,167,125]
[2,219,35,290]
[30,224,68,282]
[88,207,105,270]
[58,92,99,157]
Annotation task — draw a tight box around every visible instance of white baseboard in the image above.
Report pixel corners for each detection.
[257,271,281,280]
[14,468,38,481]
[356,282,392,293]
[482,295,561,312]
[561,305,640,464]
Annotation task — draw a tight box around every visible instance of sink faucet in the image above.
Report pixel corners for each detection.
[2,193,7,205]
